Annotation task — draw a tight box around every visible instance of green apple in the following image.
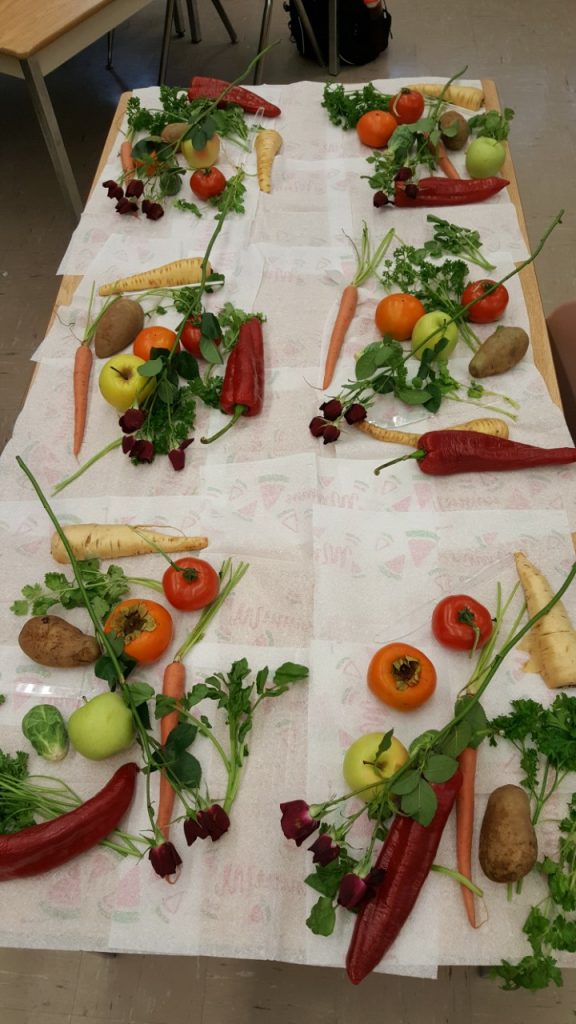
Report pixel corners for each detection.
[99,354,154,412]
[465,137,506,179]
[343,732,409,802]
[181,133,220,170]
[68,692,135,761]
[411,311,459,360]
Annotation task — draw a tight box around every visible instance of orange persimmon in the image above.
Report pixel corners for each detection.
[367,642,437,710]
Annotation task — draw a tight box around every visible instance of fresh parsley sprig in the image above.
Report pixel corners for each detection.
[321,83,394,130]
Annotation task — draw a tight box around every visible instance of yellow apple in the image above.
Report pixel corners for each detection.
[181,134,220,170]
[99,354,154,412]
[343,732,409,802]
[68,692,135,760]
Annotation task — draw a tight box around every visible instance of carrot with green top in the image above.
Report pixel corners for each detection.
[323,225,395,390]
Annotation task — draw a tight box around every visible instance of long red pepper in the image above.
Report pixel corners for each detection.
[375,430,576,477]
[0,763,138,880]
[187,77,281,118]
[346,771,462,984]
[395,176,509,207]
[201,318,264,444]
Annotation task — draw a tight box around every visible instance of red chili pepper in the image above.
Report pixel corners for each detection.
[346,771,462,984]
[0,763,138,880]
[375,430,576,477]
[394,176,509,207]
[201,318,264,444]
[187,77,281,118]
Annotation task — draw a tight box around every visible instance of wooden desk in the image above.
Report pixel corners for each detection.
[0,0,175,222]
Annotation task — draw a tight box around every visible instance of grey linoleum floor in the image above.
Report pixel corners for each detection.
[1,0,576,1020]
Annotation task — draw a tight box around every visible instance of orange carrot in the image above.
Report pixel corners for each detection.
[322,224,395,390]
[157,659,186,841]
[436,139,460,180]
[456,746,478,927]
[323,285,358,390]
[120,140,135,182]
[73,343,93,456]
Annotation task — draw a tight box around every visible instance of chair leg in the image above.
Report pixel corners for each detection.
[173,0,185,37]
[186,0,202,43]
[158,0,176,85]
[106,30,114,69]
[254,0,274,85]
[327,0,339,75]
[210,0,238,43]
[293,0,326,67]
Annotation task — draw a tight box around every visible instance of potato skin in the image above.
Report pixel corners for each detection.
[18,615,101,668]
[479,784,537,883]
[469,326,529,379]
[93,298,144,358]
[439,111,470,151]
[160,122,189,145]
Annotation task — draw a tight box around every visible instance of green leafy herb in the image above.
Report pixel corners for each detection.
[0,695,5,707]
[306,895,337,936]
[137,381,197,455]
[173,199,202,216]
[419,216,496,270]
[10,559,145,621]
[321,83,393,130]
[468,107,514,142]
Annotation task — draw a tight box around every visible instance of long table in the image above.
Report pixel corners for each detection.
[2,77,575,978]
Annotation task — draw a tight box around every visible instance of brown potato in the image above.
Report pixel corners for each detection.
[18,615,100,668]
[479,784,537,883]
[469,326,529,378]
[439,111,470,151]
[93,298,144,358]
[160,122,189,145]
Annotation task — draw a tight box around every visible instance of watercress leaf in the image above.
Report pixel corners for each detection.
[395,386,431,406]
[273,662,309,686]
[138,358,164,378]
[192,128,208,150]
[155,694,177,719]
[169,749,202,789]
[165,722,198,753]
[200,337,223,364]
[184,682,218,707]
[306,895,336,937]
[375,729,394,760]
[400,778,437,826]
[255,668,269,695]
[423,753,459,784]
[173,350,199,380]
[455,698,488,748]
[389,770,421,796]
[123,681,155,707]
[440,719,473,758]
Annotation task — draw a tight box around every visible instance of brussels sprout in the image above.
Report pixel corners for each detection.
[21,705,69,762]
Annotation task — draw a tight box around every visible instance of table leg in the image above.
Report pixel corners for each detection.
[173,0,185,37]
[186,0,202,42]
[211,0,238,43]
[20,57,82,223]
[293,0,326,68]
[327,0,339,75]
[254,0,274,85]
[106,30,114,69]
[158,0,176,85]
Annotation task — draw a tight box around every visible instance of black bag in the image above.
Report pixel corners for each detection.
[284,0,391,67]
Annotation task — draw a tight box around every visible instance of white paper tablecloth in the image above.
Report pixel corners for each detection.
[1,77,575,978]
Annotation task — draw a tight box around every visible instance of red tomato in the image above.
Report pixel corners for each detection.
[133,326,178,360]
[190,167,227,201]
[432,595,493,652]
[460,280,509,324]
[180,317,221,360]
[162,557,220,611]
[390,89,425,125]
[104,599,173,664]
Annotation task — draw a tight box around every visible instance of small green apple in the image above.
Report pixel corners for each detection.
[181,134,220,170]
[411,311,459,360]
[465,137,506,179]
[68,692,135,761]
[99,354,154,412]
[343,732,409,802]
